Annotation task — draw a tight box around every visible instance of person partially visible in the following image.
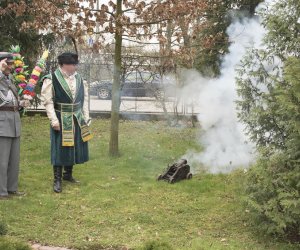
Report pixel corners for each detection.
[0,52,30,199]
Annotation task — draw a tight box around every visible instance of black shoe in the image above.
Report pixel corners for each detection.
[63,176,80,183]
[8,191,25,196]
[63,166,80,183]
[53,166,62,193]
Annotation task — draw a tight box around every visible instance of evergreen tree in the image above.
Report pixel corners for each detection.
[194,0,263,77]
[236,0,300,241]
[0,0,53,67]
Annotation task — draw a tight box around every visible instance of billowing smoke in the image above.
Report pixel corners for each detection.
[180,11,267,173]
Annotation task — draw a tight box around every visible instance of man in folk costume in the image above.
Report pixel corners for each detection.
[0,53,30,199]
[41,52,92,193]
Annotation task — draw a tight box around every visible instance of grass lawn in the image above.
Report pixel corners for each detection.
[0,116,298,250]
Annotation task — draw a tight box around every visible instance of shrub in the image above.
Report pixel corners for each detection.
[245,153,300,242]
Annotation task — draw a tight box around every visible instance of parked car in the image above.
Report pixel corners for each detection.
[89,71,175,100]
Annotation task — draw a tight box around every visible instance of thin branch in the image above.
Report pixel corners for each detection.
[122,8,136,13]
[122,33,160,37]
[83,8,115,18]
[122,37,161,45]
[122,2,156,13]
[128,19,171,26]
[105,10,115,17]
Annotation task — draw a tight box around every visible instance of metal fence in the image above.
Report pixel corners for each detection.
[35,61,199,116]
[45,60,114,83]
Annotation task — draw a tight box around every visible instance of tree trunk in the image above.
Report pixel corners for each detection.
[158,20,174,125]
[109,0,122,156]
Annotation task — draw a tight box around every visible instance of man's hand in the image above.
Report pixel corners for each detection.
[52,123,60,131]
[19,100,31,108]
[0,58,7,72]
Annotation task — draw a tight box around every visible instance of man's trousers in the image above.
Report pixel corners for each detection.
[0,137,20,196]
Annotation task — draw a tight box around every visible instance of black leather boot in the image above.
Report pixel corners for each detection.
[63,166,79,183]
[53,166,62,193]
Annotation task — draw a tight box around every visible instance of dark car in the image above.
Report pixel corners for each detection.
[89,71,175,100]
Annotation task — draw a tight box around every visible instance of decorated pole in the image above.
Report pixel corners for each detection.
[23,50,49,100]
[10,45,28,96]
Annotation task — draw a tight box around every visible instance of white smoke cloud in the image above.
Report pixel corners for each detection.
[180,14,267,173]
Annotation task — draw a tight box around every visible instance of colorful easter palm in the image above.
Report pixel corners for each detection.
[10,45,49,100]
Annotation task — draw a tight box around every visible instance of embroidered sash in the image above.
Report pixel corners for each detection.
[54,69,92,146]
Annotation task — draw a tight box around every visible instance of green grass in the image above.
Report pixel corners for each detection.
[0,116,298,249]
